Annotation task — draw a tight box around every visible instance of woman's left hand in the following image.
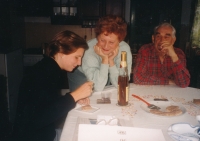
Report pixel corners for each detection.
[108,47,119,66]
[77,97,90,105]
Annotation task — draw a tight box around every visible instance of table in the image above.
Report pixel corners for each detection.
[60,83,200,141]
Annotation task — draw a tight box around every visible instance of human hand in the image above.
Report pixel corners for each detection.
[94,45,108,63]
[77,97,90,105]
[160,41,178,62]
[70,81,93,102]
[169,79,175,85]
[108,46,119,60]
[108,47,119,67]
[159,41,175,56]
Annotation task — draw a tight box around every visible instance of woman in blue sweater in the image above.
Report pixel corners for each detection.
[68,15,132,92]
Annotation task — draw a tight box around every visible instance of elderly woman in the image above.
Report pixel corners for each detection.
[11,30,93,141]
[67,15,132,92]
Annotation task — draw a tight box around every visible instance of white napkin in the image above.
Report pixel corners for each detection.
[96,115,118,126]
[196,115,200,124]
[168,131,199,141]
[168,123,200,141]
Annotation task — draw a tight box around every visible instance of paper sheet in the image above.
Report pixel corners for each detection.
[72,117,133,141]
[78,124,166,141]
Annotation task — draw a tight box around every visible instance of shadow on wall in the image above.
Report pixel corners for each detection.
[25,23,96,49]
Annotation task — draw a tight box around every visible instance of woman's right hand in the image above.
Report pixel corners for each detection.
[70,81,93,102]
[94,45,108,64]
[77,98,90,105]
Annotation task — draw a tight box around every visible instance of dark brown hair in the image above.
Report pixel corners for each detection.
[95,15,127,41]
[45,30,88,57]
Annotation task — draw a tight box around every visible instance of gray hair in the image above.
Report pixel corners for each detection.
[154,23,176,37]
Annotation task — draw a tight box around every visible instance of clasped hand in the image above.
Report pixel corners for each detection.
[159,41,176,57]
[94,45,119,66]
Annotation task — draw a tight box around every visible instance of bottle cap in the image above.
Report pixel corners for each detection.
[121,51,127,61]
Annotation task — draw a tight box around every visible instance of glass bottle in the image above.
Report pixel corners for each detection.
[118,51,129,106]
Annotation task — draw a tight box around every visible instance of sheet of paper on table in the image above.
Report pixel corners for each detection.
[72,117,133,141]
[78,124,166,141]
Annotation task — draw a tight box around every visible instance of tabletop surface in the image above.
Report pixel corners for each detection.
[60,84,200,141]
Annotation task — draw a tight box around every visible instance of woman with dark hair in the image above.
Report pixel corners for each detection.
[11,30,93,141]
[67,15,132,92]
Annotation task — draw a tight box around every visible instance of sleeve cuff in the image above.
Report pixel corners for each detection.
[171,59,184,72]
[100,63,109,77]
[109,65,118,73]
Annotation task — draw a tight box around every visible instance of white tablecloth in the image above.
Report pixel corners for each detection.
[60,84,200,141]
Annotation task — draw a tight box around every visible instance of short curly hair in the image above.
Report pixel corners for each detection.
[95,15,127,41]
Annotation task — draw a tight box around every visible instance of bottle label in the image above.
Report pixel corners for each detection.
[120,61,127,68]
[118,85,119,101]
[118,75,128,106]
[126,86,128,102]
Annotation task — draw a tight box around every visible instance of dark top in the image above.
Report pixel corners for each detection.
[12,57,76,141]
